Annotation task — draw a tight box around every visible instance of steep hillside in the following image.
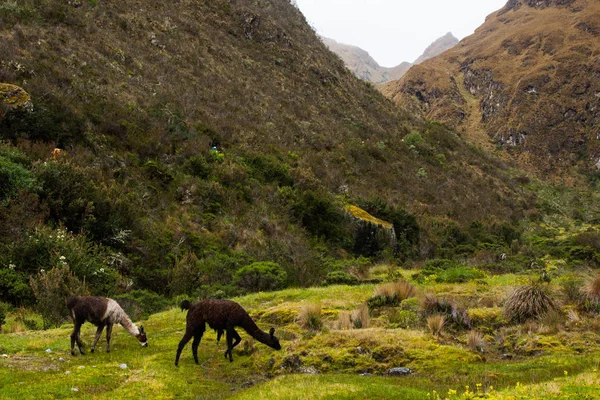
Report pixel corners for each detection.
[0,0,539,303]
[382,0,600,181]
[322,33,457,84]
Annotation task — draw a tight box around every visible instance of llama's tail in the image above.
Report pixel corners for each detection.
[180,300,191,311]
[66,296,78,310]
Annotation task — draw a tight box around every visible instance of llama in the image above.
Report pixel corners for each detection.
[66,296,148,355]
[175,299,281,365]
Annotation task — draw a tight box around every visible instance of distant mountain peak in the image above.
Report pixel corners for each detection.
[322,32,459,84]
[413,32,459,64]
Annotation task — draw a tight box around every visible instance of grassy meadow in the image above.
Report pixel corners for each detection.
[3,267,600,400]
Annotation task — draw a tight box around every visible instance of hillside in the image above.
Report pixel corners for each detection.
[382,0,600,181]
[0,0,543,304]
[322,33,458,84]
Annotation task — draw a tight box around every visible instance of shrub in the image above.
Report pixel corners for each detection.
[503,284,557,323]
[0,268,34,305]
[114,290,169,321]
[324,271,359,286]
[427,314,445,336]
[298,302,322,330]
[389,310,420,329]
[29,263,88,328]
[436,267,485,283]
[0,150,37,202]
[234,261,287,292]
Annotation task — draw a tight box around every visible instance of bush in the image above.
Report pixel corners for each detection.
[114,290,169,321]
[503,283,557,323]
[324,271,359,286]
[0,150,36,202]
[436,267,485,283]
[234,261,287,292]
[0,268,34,305]
[29,263,88,328]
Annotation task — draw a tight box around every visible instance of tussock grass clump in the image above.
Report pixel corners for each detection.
[298,302,322,330]
[351,304,370,329]
[466,330,484,352]
[503,284,557,323]
[336,311,352,330]
[427,314,445,336]
[582,274,600,306]
[368,280,417,308]
[422,294,471,330]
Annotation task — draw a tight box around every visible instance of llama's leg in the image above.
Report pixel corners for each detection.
[175,328,194,367]
[224,324,236,362]
[91,324,105,353]
[231,329,242,350]
[106,323,113,353]
[71,320,84,356]
[216,329,223,345]
[191,324,205,365]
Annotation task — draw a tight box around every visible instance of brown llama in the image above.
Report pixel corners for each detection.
[66,296,148,355]
[175,299,281,365]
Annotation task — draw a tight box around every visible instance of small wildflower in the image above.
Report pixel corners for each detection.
[59,256,66,260]
[8,264,15,270]
[448,388,457,395]
[40,269,45,273]
[564,370,568,376]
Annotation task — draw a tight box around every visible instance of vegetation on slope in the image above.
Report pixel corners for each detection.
[382,0,600,181]
[0,0,551,313]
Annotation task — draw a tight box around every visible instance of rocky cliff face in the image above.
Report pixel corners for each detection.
[382,0,600,180]
[322,33,458,84]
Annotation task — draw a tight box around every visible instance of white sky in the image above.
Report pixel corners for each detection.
[294,0,508,67]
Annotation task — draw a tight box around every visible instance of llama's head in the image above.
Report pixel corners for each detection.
[269,327,281,350]
[136,326,148,347]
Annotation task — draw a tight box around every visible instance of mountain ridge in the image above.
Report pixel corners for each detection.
[322,32,458,84]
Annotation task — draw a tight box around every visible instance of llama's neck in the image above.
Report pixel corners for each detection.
[249,329,273,346]
[242,317,273,346]
[105,299,139,337]
[119,314,140,337]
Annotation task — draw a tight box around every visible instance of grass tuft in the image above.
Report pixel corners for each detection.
[298,302,322,330]
[427,314,445,336]
[503,283,557,323]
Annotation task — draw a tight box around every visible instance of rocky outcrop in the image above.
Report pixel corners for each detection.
[0,83,32,119]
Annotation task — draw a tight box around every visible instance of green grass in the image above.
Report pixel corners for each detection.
[3,278,600,399]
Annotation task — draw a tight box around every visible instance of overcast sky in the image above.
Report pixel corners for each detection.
[294,0,508,67]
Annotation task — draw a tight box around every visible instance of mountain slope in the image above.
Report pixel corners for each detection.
[322,33,458,84]
[382,0,600,180]
[0,0,535,299]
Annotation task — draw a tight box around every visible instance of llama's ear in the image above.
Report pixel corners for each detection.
[269,327,275,338]
[140,326,145,334]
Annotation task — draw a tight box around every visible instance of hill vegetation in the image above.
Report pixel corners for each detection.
[0,0,552,313]
[382,0,600,182]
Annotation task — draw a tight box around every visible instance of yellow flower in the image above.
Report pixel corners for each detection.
[448,389,457,395]
[564,370,568,376]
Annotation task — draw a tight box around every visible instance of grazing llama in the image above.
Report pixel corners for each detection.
[66,296,148,355]
[175,299,281,365]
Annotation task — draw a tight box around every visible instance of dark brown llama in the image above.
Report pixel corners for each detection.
[66,296,148,355]
[175,299,281,365]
